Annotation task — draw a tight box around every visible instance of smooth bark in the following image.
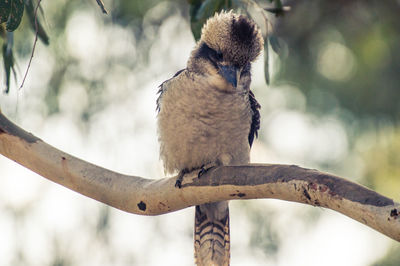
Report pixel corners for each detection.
[0,111,399,242]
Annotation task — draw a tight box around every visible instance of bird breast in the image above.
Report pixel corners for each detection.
[157,71,252,174]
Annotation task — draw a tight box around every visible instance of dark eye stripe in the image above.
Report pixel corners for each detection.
[216,51,223,61]
[195,42,221,68]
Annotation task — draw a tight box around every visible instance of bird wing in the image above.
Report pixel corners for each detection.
[156,69,186,113]
[158,68,261,147]
[248,89,261,147]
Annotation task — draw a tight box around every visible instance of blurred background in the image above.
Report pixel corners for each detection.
[0,0,399,265]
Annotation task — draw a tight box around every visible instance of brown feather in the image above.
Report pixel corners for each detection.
[157,11,264,265]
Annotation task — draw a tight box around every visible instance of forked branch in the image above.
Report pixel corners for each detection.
[0,111,398,241]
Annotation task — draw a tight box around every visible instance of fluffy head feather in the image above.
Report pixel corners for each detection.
[200,11,263,67]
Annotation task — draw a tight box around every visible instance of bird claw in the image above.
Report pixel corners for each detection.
[175,169,188,189]
[198,164,214,178]
[198,166,206,178]
[175,166,215,188]
[175,179,182,188]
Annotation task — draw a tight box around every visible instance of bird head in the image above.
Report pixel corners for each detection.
[188,11,264,89]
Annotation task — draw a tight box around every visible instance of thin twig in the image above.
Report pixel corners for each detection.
[96,0,108,14]
[19,0,41,90]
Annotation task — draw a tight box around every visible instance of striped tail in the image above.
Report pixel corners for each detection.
[194,202,230,266]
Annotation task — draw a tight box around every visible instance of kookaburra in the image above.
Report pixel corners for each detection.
[157,11,263,266]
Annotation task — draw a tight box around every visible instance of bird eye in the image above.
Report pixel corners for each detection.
[216,51,223,61]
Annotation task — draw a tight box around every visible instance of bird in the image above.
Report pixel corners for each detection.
[156,11,263,266]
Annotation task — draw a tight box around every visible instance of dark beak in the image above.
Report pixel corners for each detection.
[219,65,241,88]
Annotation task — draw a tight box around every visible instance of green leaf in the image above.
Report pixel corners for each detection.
[187,0,202,5]
[189,0,229,41]
[189,0,204,41]
[264,5,291,17]
[0,0,11,24]
[0,24,6,39]
[264,36,270,85]
[6,0,25,32]
[274,0,283,9]
[2,38,15,93]
[269,35,288,59]
[264,0,290,17]
[195,0,224,20]
[26,0,49,45]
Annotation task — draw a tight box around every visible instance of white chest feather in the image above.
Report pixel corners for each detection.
[157,72,252,174]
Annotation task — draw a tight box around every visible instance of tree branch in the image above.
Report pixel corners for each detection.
[0,111,398,242]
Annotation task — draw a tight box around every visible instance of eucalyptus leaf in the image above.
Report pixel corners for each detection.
[6,0,24,32]
[274,0,283,9]
[2,39,15,93]
[189,0,204,41]
[189,0,229,41]
[269,35,288,59]
[264,0,290,17]
[26,0,49,45]
[264,36,270,85]
[0,0,11,24]
[192,0,220,40]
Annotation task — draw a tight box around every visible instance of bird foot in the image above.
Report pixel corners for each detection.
[175,179,182,188]
[198,164,216,178]
[175,169,189,189]
[175,165,216,188]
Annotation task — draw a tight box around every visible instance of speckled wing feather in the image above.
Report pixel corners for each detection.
[156,69,185,113]
[248,89,261,147]
[157,11,264,266]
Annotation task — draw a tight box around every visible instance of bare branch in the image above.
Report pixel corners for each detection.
[0,111,398,242]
